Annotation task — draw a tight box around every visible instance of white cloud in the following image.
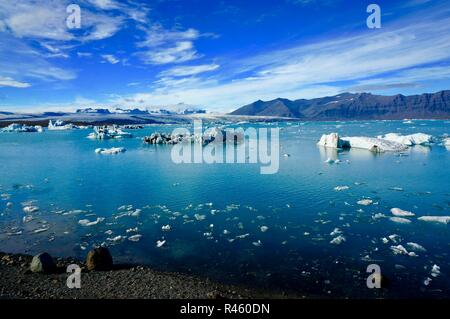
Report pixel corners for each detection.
[136,25,206,65]
[160,64,220,77]
[0,76,31,88]
[101,54,120,64]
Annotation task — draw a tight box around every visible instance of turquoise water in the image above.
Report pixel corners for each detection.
[0,120,449,298]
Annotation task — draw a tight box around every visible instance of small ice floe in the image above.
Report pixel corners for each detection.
[418,216,450,224]
[334,186,349,191]
[431,264,441,277]
[252,240,262,247]
[129,209,141,217]
[283,153,291,157]
[223,229,230,235]
[78,217,105,227]
[389,217,412,224]
[105,230,113,235]
[424,277,432,286]
[388,234,401,243]
[6,202,13,208]
[389,187,404,192]
[1,123,43,133]
[156,240,166,248]
[378,133,434,146]
[357,199,373,206]
[390,208,415,217]
[23,206,39,213]
[88,126,132,139]
[235,233,250,239]
[33,227,50,234]
[194,214,206,221]
[330,235,346,245]
[7,230,23,236]
[22,215,34,223]
[128,234,142,242]
[107,235,126,242]
[161,225,171,231]
[390,245,418,257]
[372,213,386,220]
[406,242,426,252]
[95,147,126,155]
[381,237,389,244]
[330,228,342,236]
[126,227,138,233]
[260,226,269,232]
[118,205,133,211]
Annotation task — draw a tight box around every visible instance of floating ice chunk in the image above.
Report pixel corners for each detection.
[390,245,417,257]
[78,217,105,227]
[48,120,79,130]
[418,216,450,224]
[334,186,349,191]
[194,214,206,221]
[95,147,126,155]
[236,233,250,239]
[156,240,166,247]
[223,229,230,235]
[330,228,342,236]
[317,133,347,148]
[406,242,426,252]
[431,264,441,277]
[260,226,269,232]
[7,230,22,236]
[378,133,434,146]
[381,237,389,244]
[424,277,432,286]
[126,227,138,233]
[105,230,113,235]
[357,199,373,206]
[129,209,141,217]
[6,202,13,208]
[372,213,386,220]
[128,234,142,242]
[33,227,49,234]
[388,234,401,243]
[252,240,262,247]
[107,235,126,242]
[389,187,404,191]
[390,208,415,217]
[22,215,34,223]
[330,235,346,245]
[162,225,171,231]
[390,217,412,224]
[341,136,408,152]
[23,206,39,213]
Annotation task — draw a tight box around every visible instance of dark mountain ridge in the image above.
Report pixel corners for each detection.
[230,90,450,120]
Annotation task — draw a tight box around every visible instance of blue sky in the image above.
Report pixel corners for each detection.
[0,0,450,112]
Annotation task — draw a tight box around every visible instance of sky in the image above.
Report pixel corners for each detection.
[0,0,450,113]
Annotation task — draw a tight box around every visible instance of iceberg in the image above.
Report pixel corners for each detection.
[95,147,126,155]
[78,217,105,226]
[390,208,415,217]
[2,123,43,133]
[418,216,450,224]
[48,120,79,130]
[318,132,408,152]
[378,133,434,146]
[88,125,132,139]
[341,136,407,152]
[389,217,412,224]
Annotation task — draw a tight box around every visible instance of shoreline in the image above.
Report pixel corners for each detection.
[0,251,304,299]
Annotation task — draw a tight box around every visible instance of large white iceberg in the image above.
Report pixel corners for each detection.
[317,132,407,152]
[48,120,79,130]
[377,133,434,146]
[340,136,407,152]
[418,216,450,224]
[2,123,43,133]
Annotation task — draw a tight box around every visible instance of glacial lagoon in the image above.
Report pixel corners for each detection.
[0,120,449,298]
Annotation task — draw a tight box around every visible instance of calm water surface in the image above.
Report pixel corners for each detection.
[0,120,449,298]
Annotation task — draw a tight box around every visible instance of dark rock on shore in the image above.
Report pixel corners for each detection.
[86,247,113,271]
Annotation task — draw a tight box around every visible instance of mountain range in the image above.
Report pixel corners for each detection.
[230,90,450,120]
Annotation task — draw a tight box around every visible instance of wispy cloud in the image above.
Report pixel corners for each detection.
[0,76,31,88]
[101,54,120,64]
[136,25,214,65]
[160,64,220,77]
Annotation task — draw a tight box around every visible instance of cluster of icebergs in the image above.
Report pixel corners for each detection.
[87,125,132,139]
[144,127,243,145]
[1,123,43,133]
[318,132,437,152]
